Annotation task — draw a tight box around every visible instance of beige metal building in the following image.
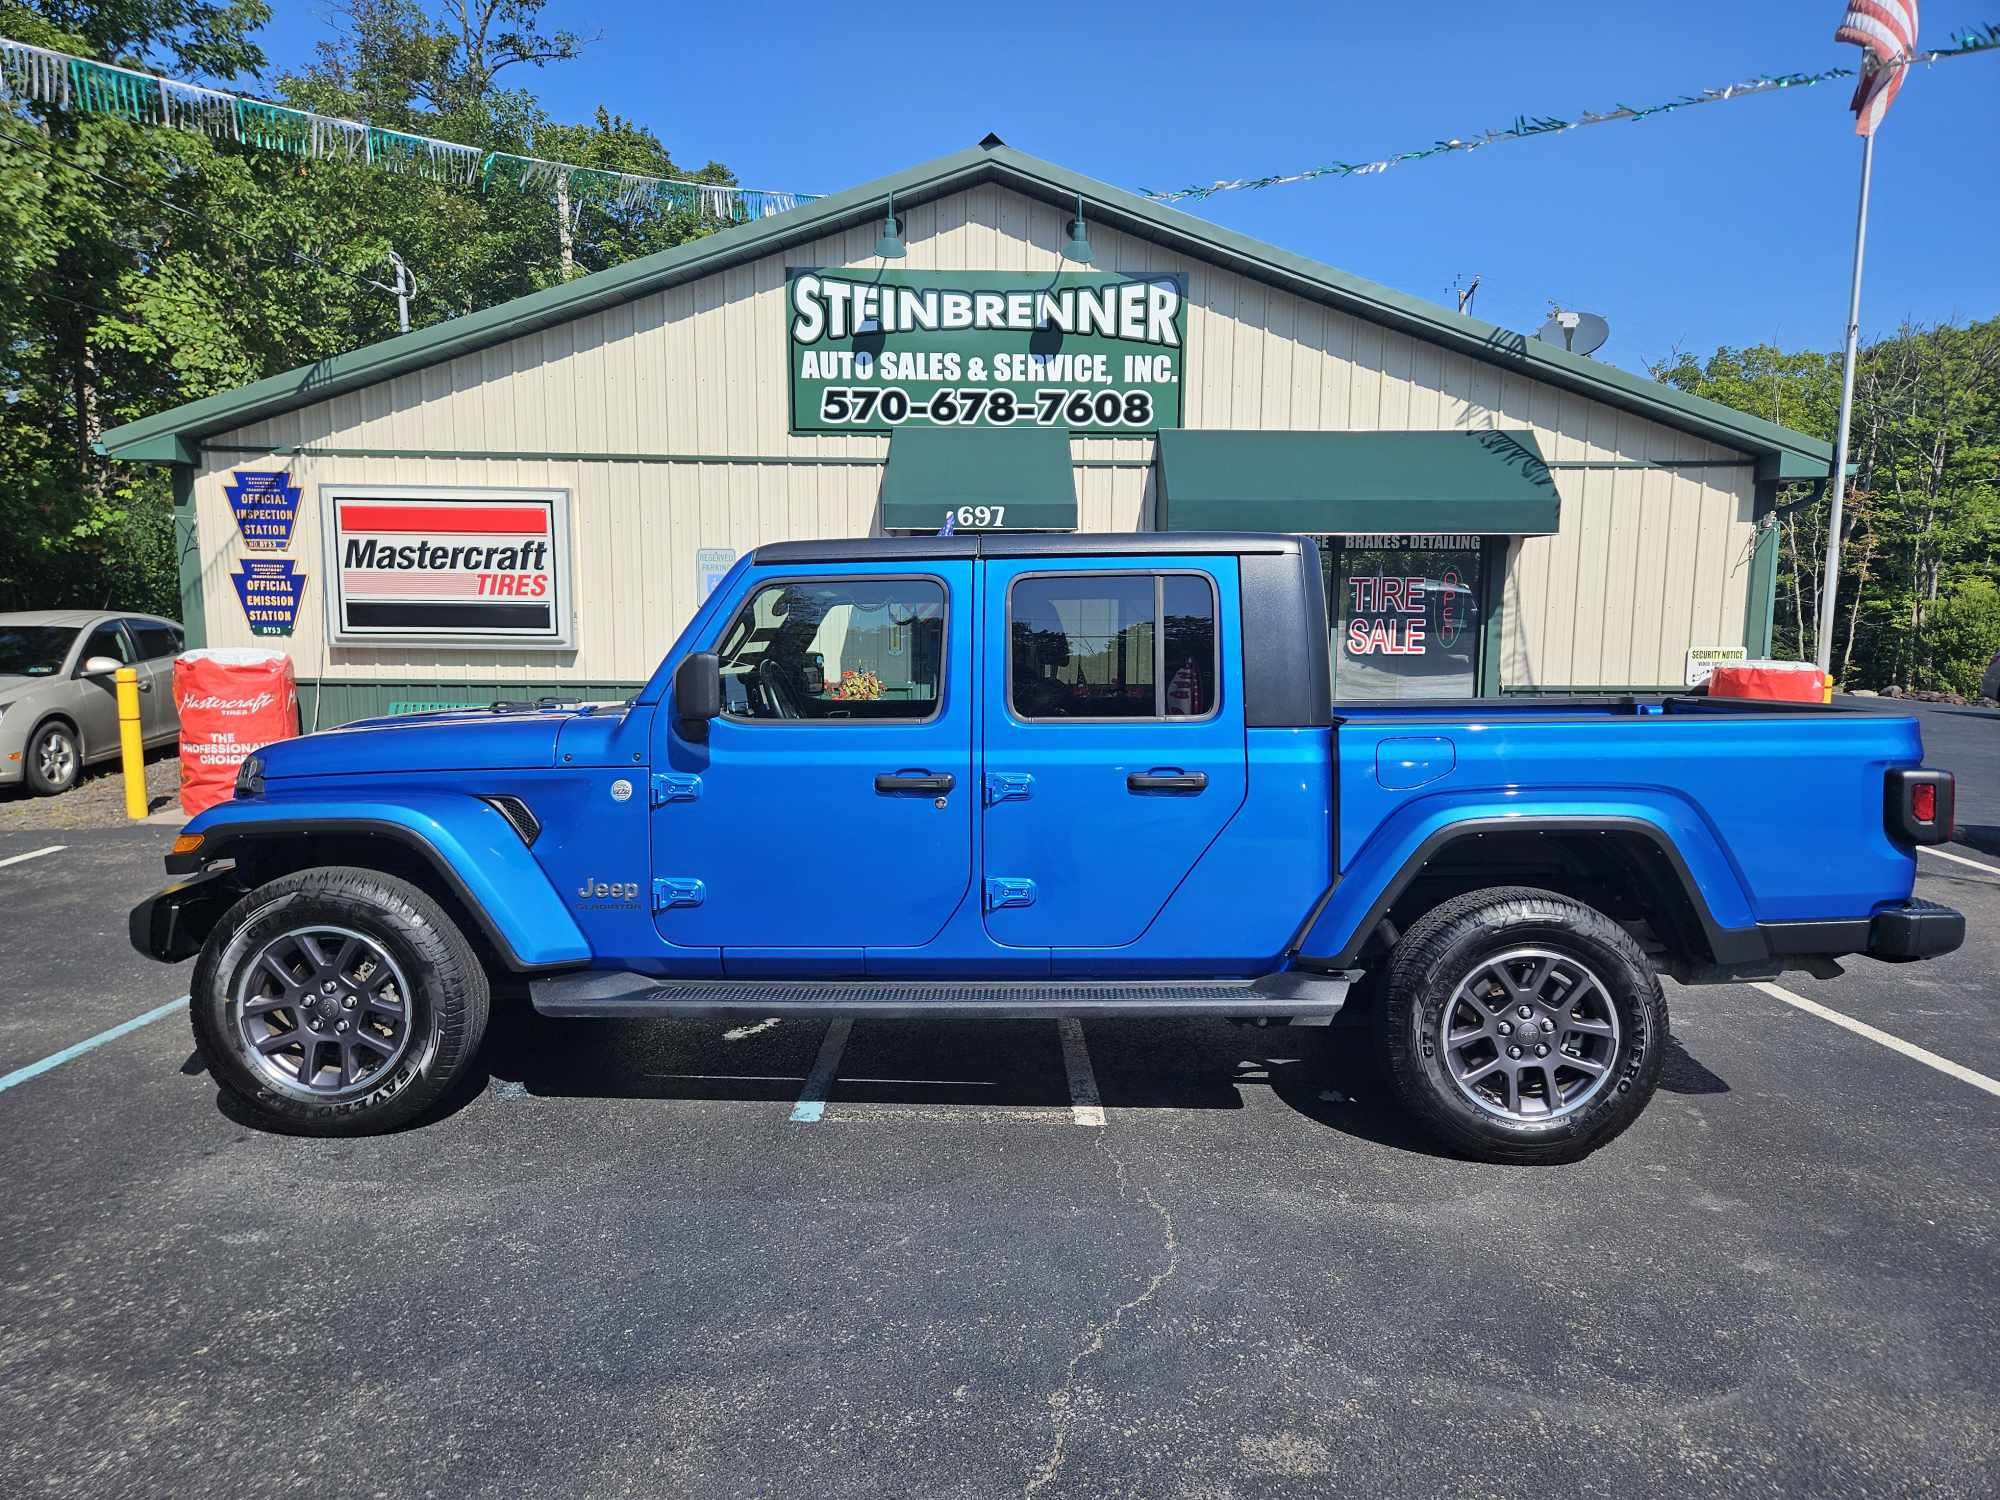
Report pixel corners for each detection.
[99,138,1831,723]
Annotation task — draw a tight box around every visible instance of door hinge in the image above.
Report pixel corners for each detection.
[652,877,705,911]
[983,876,1036,912]
[650,772,701,806]
[983,771,1034,806]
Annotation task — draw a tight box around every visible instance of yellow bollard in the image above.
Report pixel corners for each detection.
[115,666,148,820]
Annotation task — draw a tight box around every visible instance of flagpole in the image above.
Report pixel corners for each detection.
[1815,128,1875,675]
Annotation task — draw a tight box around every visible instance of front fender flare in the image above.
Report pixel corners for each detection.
[172,794,591,971]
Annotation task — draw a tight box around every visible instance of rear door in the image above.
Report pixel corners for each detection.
[979,556,1247,950]
[124,618,183,741]
[650,563,974,960]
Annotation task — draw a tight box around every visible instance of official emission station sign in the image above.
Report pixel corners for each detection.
[788,270,1187,436]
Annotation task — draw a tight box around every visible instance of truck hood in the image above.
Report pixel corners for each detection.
[259,704,605,779]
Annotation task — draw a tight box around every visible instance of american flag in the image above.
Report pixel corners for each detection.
[1834,2,1920,135]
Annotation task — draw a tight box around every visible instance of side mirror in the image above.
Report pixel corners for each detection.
[82,655,124,677]
[673,651,722,725]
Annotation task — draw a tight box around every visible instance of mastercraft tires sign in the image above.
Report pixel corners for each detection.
[321,485,573,648]
[788,270,1186,435]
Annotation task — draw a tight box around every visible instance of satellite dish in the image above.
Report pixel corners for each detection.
[1534,309,1610,358]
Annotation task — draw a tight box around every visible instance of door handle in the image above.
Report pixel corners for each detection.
[875,770,956,794]
[1127,769,1207,793]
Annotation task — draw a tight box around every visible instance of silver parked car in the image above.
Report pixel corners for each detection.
[0,611,185,795]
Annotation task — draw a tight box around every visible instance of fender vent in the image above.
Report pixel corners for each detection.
[480,795,541,846]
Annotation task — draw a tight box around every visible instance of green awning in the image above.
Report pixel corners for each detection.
[1155,429,1559,535]
[879,427,1077,532]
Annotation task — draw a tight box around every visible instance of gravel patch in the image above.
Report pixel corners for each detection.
[0,753,183,830]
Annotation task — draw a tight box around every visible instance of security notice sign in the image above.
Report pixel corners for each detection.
[788,269,1186,435]
[321,485,572,648]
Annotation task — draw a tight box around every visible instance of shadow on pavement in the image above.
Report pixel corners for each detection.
[197,996,1736,1156]
[1658,1033,1731,1095]
[1952,823,2000,859]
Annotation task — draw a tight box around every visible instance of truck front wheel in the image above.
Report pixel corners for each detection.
[189,867,491,1135]
[1376,886,1666,1164]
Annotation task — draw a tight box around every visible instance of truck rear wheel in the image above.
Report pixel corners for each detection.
[1375,886,1666,1164]
[189,867,490,1135]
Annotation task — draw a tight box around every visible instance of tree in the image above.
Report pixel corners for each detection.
[1,1,737,615]
[0,1,273,614]
[1653,318,2000,695]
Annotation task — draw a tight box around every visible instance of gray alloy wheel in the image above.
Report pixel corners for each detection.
[1374,885,1666,1164]
[192,867,490,1136]
[1438,947,1621,1121]
[27,722,80,795]
[232,925,418,1099]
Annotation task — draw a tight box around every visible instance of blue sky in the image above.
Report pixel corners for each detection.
[254,2,1999,375]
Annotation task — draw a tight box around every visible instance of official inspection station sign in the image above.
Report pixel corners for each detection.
[788,269,1186,435]
[224,470,302,551]
[320,485,573,648]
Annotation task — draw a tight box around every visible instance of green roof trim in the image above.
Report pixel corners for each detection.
[879,427,1077,531]
[1156,430,1560,535]
[97,139,1833,473]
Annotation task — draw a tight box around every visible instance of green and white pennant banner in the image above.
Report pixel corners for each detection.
[0,34,817,216]
[1144,23,1999,201]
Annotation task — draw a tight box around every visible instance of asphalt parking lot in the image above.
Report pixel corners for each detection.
[2,704,1996,1498]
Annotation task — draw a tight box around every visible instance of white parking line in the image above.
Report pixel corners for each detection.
[1058,1018,1105,1127]
[789,1018,852,1123]
[1921,845,2000,878]
[0,995,190,1095]
[1753,982,2000,1100]
[0,844,65,871]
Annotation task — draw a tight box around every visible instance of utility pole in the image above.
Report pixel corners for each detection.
[386,250,413,335]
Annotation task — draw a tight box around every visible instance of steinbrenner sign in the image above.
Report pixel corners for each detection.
[321,485,573,648]
[788,269,1186,435]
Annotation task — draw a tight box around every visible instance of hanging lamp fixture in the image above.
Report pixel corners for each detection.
[876,191,907,259]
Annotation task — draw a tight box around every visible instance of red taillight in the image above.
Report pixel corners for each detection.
[1911,783,1937,823]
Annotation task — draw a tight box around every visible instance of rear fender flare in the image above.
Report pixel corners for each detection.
[174,795,590,971]
[1301,802,1757,968]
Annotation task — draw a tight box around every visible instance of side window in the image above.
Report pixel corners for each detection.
[715,577,945,723]
[1009,572,1218,720]
[1161,575,1217,716]
[128,620,181,660]
[78,621,133,668]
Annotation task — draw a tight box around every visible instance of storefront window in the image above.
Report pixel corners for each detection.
[1321,534,1484,701]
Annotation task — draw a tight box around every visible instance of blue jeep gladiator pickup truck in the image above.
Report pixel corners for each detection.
[132,532,1964,1161]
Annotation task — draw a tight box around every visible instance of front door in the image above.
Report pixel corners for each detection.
[979,556,1248,951]
[70,619,134,762]
[650,563,974,958]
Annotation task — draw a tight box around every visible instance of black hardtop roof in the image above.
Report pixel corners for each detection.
[751,531,1313,565]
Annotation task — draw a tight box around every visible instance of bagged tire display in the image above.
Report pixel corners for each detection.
[174,648,300,816]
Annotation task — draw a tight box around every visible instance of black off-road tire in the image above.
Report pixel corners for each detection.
[190,867,490,1135]
[25,719,81,795]
[1375,885,1667,1164]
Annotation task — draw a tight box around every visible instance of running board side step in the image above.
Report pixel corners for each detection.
[528,970,1357,1021]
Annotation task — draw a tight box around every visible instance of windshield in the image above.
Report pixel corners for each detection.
[0,626,79,677]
